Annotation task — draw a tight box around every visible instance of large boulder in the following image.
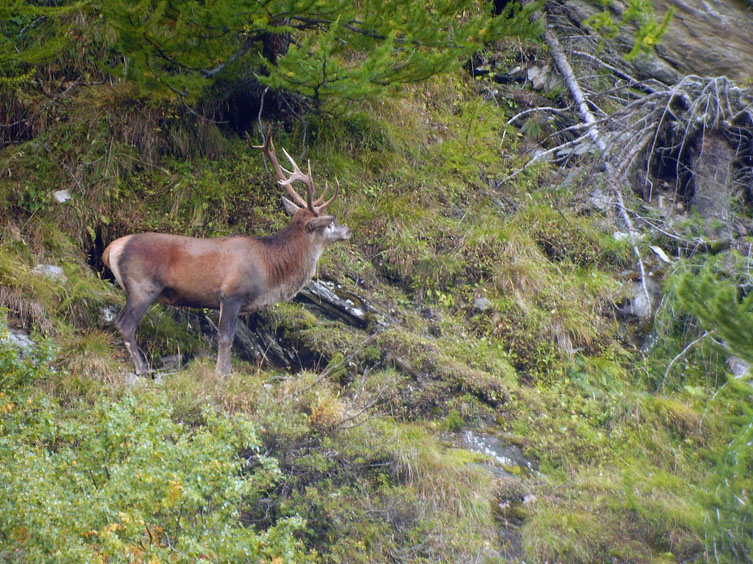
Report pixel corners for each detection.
[560,0,753,84]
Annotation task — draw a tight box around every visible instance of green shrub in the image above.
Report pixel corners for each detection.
[0,318,305,563]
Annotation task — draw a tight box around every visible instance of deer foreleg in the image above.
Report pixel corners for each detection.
[216,295,242,376]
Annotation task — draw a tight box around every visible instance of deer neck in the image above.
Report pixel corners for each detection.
[260,226,323,300]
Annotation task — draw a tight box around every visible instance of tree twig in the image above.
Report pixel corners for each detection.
[506,104,573,125]
[661,330,713,391]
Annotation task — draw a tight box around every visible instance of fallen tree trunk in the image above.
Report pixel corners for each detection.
[528,5,653,313]
[228,278,390,369]
[296,280,371,329]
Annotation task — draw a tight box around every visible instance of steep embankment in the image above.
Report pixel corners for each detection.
[2,10,752,564]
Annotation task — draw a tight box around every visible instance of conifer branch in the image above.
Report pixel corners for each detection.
[201,34,263,78]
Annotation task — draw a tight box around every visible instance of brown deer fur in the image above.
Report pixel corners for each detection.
[103,135,350,376]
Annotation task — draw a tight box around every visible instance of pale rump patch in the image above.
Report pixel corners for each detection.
[107,236,132,289]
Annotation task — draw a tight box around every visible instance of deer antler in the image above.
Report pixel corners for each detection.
[253,129,340,215]
[313,179,339,213]
[280,147,315,212]
[252,130,308,210]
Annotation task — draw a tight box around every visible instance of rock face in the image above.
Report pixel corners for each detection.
[560,0,753,83]
[651,0,753,83]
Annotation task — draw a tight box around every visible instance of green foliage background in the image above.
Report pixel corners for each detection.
[3,0,539,108]
[0,0,751,562]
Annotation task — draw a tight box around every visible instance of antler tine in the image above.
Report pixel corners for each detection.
[279,174,310,211]
[249,127,271,151]
[252,128,285,183]
[306,159,314,212]
[314,178,340,213]
[253,130,308,209]
[280,147,316,212]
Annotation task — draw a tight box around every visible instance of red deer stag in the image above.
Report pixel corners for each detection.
[102,134,350,376]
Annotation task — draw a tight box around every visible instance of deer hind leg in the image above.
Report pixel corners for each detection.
[216,295,243,377]
[115,285,161,376]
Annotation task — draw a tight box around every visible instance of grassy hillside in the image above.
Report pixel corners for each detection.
[2,8,752,563]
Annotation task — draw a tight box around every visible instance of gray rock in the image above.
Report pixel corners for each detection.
[474,297,493,312]
[100,306,119,325]
[123,372,142,386]
[527,63,564,91]
[53,189,72,203]
[158,354,183,372]
[627,277,662,319]
[31,264,67,283]
[461,431,538,477]
[589,187,611,212]
[2,328,35,353]
[560,0,753,84]
[727,356,750,380]
[613,231,644,242]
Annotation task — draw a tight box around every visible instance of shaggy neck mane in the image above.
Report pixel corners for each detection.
[258,219,312,284]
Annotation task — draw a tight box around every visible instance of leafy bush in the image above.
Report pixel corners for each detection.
[0,317,305,563]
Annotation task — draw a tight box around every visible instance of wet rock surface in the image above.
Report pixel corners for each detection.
[31,264,67,282]
[460,431,538,478]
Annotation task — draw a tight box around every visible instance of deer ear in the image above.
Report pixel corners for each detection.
[281,196,301,216]
[305,215,335,233]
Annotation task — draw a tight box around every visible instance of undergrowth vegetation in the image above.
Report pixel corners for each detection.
[0,316,305,563]
[2,5,752,561]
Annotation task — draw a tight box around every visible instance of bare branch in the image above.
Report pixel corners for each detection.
[531,7,653,313]
[661,331,713,391]
[201,34,262,78]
